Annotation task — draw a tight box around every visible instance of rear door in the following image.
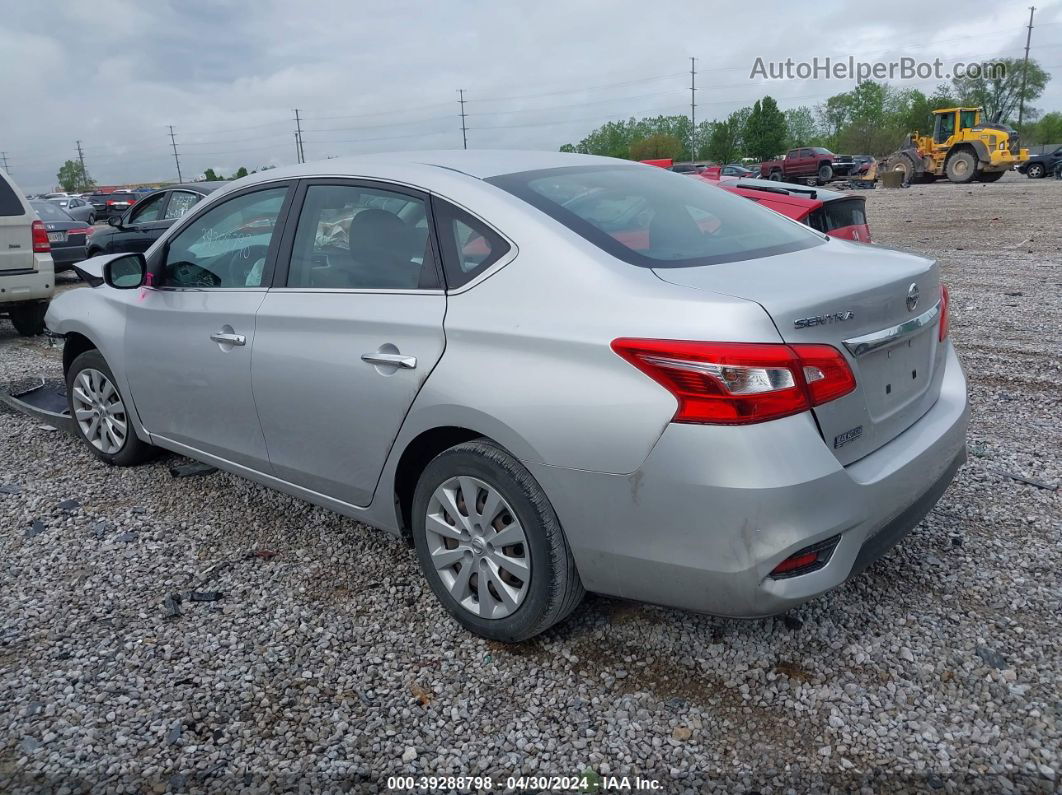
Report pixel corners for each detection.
[252,179,446,507]
[0,172,33,273]
[654,239,945,464]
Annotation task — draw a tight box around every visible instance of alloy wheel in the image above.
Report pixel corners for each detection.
[424,476,530,619]
[71,368,127,454]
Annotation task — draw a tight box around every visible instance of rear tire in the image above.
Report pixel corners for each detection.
[9,303,47,336]
[411,439,584,642]
[768,169,782,181]
[66,349,159,467]
[945,150,977,183]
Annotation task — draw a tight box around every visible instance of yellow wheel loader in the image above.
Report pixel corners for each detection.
[885,107,1029,184]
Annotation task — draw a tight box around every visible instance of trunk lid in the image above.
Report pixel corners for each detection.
[653,238,947,464]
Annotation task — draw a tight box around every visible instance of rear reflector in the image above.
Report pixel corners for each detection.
[31,219,50,253]
[611,339,856,425]
[939,284,950,341]
[770,535,841,579]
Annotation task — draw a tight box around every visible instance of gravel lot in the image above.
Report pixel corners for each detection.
[1,172,1059,793]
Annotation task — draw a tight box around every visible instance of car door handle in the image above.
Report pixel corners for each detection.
[210,332,246,346]
[361,352,416,369]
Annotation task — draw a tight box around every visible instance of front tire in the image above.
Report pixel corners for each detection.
[66,350,158,466]
[1026,163,1045,178]
[817,163,833,182]
[411,439,584,642]
[945,150,977,183]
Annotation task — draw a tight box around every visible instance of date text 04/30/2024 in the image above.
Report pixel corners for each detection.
[386,774,663,791]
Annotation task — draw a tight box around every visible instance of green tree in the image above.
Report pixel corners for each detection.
[56,159,93,193]
[233,166,249,179]
[1030,112,1062,145]
[784,106,819,148]
[951,57,1050,123]
[742,96,787,161]
[629,133,684,161]
[705,111,744,163]
[202,167,223,181]
[559,143,577,153]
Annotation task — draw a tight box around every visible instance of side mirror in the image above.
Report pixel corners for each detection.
[108,215,123,228]
[103,254,146,289]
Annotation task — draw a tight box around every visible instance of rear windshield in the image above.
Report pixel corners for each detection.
[809,198,867,233]
[31,201,72,222]
[0,175,24,216]
[487,164,822,267]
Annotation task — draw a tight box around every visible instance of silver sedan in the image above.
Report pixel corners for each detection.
[45,151,968,641]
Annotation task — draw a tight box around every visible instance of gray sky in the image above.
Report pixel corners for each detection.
[2,0,1060,191]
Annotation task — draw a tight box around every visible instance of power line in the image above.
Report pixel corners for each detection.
[458,89,468,150]
[76,140,88,191]
[168,126,183,183]
[294,108,305,163]
[690,57,697,158]
[1019,6,1037,127]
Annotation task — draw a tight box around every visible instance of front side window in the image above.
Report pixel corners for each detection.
[488,165,821,268]
[159,187,287,288]
[130,193,167,223]
[287,184,434,290]
[164,191,200,221]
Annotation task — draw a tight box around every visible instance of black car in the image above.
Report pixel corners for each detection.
[1018,146,1062,179]
[86,182,227,257]
[721,163,757,177]
[30,201,92,272]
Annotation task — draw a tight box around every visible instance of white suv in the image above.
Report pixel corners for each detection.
[0,169,54,335]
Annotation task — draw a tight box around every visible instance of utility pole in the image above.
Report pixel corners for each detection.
[294,109,305,163]
[458,89,468,150]
[1017,6,1036,129]
[76,140,88,191]
[0,152,9,175]
[168,126,183,183]
[689,57,697,161]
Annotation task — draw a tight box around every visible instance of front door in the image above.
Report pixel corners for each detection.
[252,180,446,506]
[108,191,173,253]
[125,183,294,470]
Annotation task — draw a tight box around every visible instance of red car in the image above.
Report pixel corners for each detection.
[643,160,871,243]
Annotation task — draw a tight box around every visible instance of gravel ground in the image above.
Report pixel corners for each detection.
[1,172,1059,793]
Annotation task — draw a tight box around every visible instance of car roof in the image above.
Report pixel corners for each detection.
[233,150,625,187]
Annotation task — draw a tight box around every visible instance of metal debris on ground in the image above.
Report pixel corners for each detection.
[24,520,46,538]
[996,470,1058,491]
[162,593,183,620]
[0,483,21,495]
[169,461,219,478]
[186,591,223,602]
[57,498,80,511]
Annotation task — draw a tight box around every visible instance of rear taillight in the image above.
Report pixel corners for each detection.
[611,339,856,425]
[31,219,50,253]
[939,284,950,341]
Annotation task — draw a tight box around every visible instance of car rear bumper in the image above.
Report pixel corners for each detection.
[528,343,969,617]
[50,245,88,270]
[0,257,54,304]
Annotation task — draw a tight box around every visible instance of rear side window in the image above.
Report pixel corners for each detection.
[809,198,867,233]
[0,175,24,217]
[432,198,510,288]
[488,165,820,268]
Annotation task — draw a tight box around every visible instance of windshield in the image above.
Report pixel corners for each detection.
[487,164,823,267]
[31,201,72,222]
[811,147,834,155]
